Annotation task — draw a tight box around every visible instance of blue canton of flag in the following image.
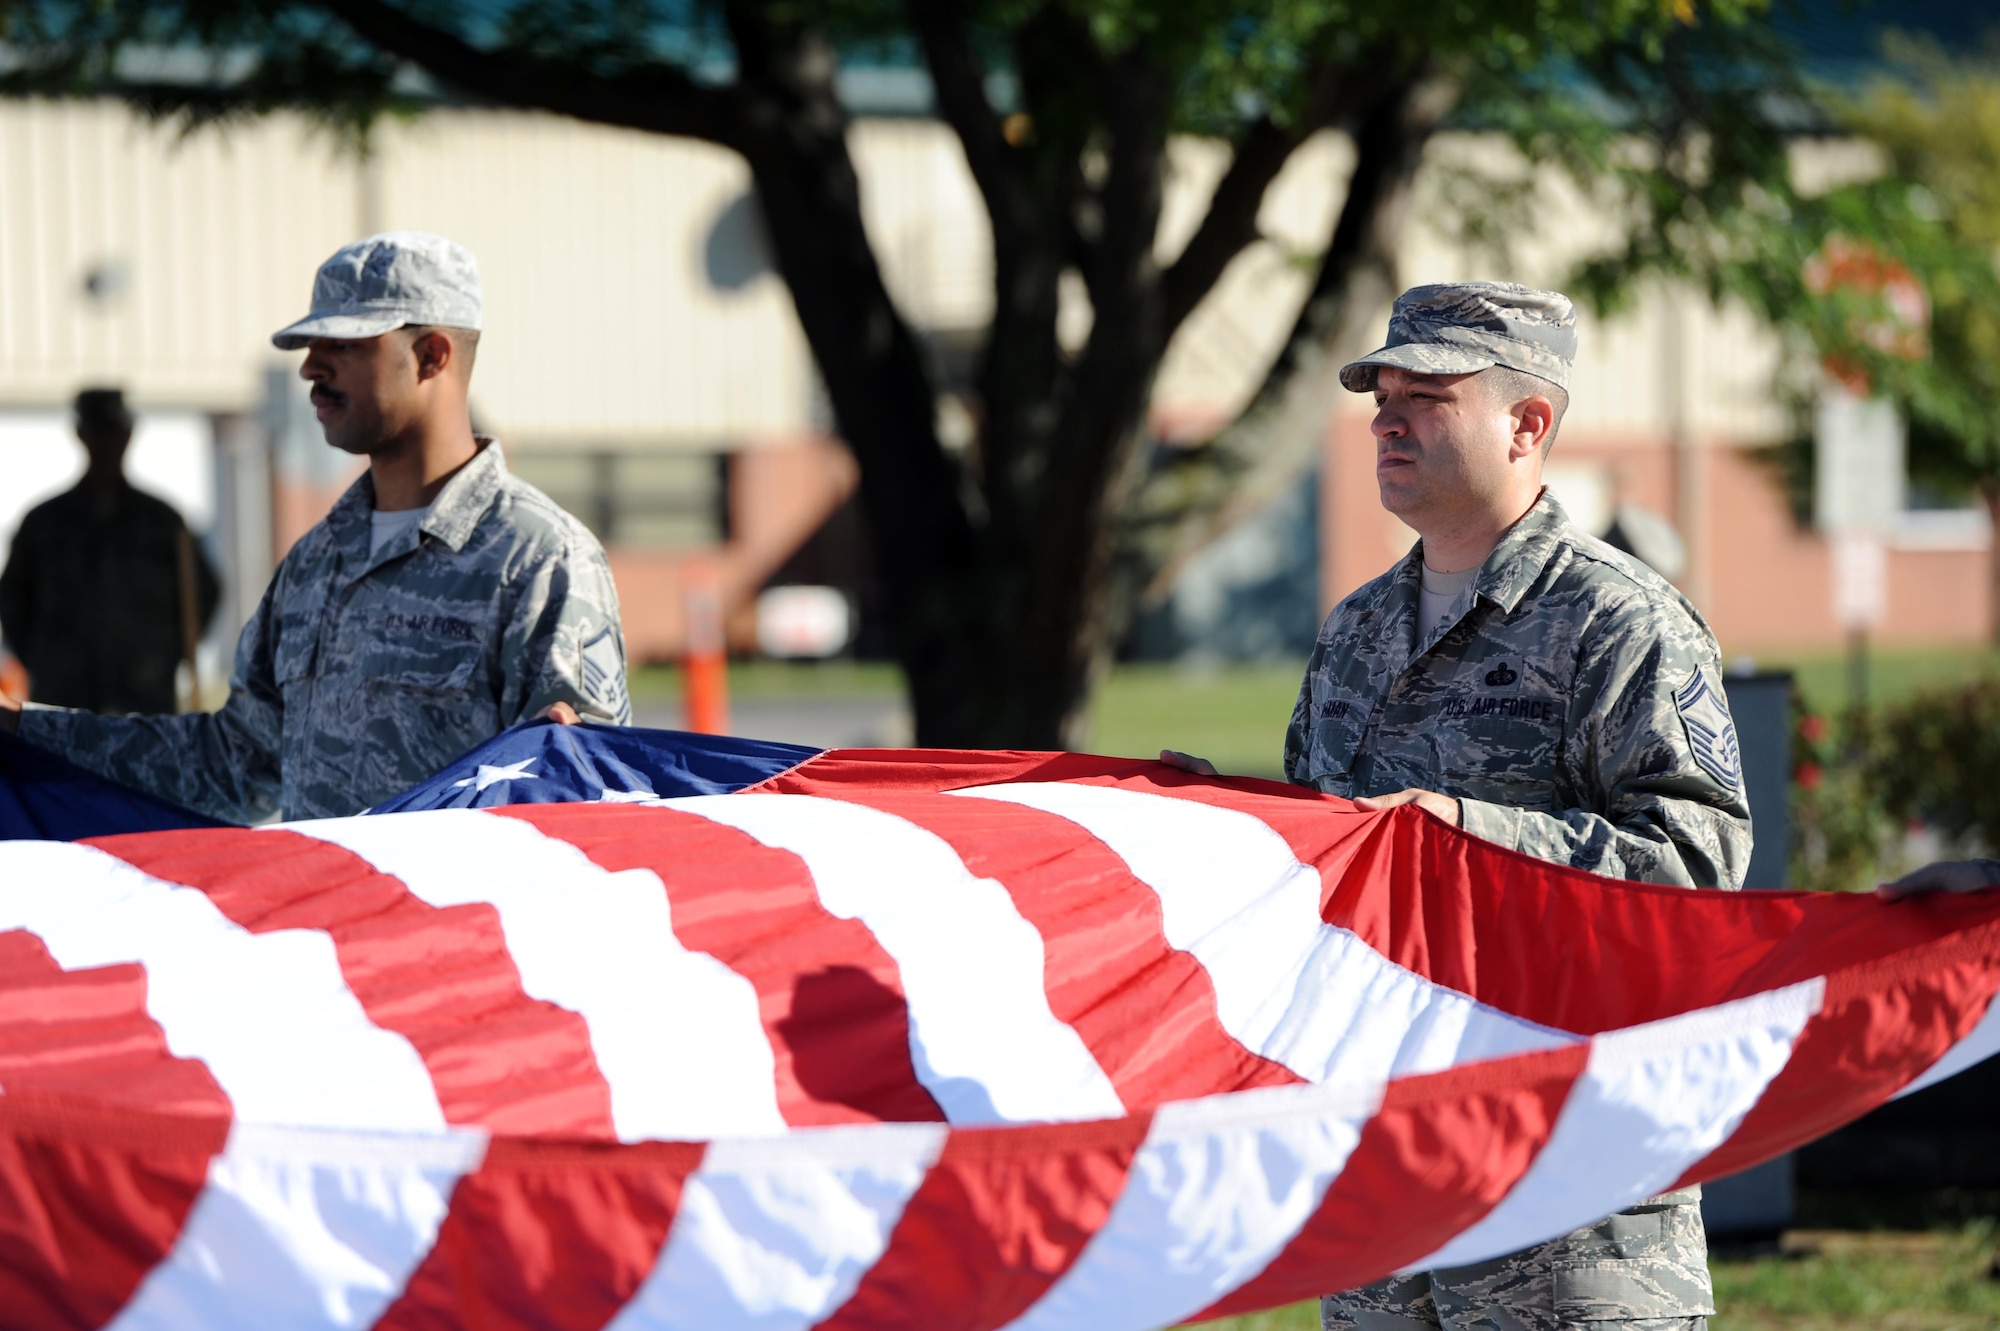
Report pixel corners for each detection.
[1,722,821,840]
[365,720,821,813]
[0,730,221,840]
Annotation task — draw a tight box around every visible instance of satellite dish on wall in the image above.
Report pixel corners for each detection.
[704,191,773,292]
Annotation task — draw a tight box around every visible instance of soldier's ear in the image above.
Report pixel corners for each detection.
[409,329,454,383]
[1512,396,1556,460]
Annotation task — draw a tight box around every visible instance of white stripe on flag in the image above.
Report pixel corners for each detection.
[1404,977,1825,1273]
[955,784,1579,1081]
[291,809,786,1140]
[661,794,1126,1124]
[605,1122,946,1331]
[996,1080,1380,1331]
[0,841,442,1130]
[107,1123,485,1331]
[1896,985,2000,1100]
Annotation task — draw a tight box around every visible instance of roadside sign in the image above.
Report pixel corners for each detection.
[1814,383,1905,537]
[1830,531,1889,630]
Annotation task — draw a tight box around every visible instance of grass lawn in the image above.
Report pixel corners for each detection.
[628,658,1305,777]
[1182,1225,2000,1330]
[1709,1226,2000,1330]
[633,644,2000,764]
[1744,644,2000,720]
[1184,1304,1320,1329]
[1084,662,1304,780]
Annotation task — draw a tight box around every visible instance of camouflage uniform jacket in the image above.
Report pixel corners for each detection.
[1284,490,1752,890]
[1297,491,1746,1326]
[19,440,630,823]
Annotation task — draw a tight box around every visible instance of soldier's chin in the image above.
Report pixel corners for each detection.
[1376,478,1424,518]
[322,422,386,456]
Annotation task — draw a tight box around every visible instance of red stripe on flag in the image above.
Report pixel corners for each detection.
[1195,1044,1590,1322]
[497,805,945,1127]
[831,792,1304,1106]
[372,1137,706,1331]
[1047,767,2000,1037]
[1674,922,2000,1188]
[0,1093,227,1331]
[815,1115,1151,1331]
[0,932,230,1331]
[93,828,618,1137]
[754,749,1152,797]
[0,929,230,1117]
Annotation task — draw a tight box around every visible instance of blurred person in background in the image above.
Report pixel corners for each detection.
[0,387,219,714]
[0,231,630,821]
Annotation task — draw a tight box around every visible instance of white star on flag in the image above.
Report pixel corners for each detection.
[450,758,540,793]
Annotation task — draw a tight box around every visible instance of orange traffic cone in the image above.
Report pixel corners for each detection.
[683,559,729,735]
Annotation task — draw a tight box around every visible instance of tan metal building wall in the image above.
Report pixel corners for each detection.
[0,100,358,409]
[0,102,1528,448]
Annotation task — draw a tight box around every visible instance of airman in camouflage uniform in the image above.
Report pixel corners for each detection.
[1293,282,1751,1330]
[4,232,629,822]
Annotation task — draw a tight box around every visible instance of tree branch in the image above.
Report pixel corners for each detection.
[317,0,740,144]
[704,0,976,707]
[1133,71,1452,601]
[1160,52,1401,341]
[1018,44,1172,716]
[905,0,1025,239]
[975,5,1097,540]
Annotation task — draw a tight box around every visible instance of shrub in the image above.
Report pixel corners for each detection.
[1871,676,2000,853]
[1791,702,1897,894]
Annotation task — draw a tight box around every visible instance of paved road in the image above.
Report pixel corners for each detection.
[631,696,911,749]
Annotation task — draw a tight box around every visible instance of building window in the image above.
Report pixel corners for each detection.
[508,451,730,549]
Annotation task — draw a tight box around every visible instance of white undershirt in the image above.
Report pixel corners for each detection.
[1417,562,1479,643]
[369,506,430,557]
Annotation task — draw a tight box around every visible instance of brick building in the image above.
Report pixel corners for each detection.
[0,99,1983,679]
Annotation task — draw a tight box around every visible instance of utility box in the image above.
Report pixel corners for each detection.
[1700,672,1796,1239]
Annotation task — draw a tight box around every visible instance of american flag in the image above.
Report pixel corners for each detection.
[2,732,1997,1330]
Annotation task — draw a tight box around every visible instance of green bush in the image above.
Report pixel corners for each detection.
[1786,673,2000,893]
[1871,675,2000,853]
[1790,702,1897,894]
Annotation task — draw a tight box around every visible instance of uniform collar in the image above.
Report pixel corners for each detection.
[419,437,506,553]
[1387,489,1569,673]
[1469,488,1570,615]
[326,435,506,563]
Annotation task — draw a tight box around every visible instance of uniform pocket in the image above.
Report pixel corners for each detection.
[1431,689,1565,808]
[363,641,484,695]
[1552,1205,1714,1320]
[273,631,318,689]
[1302,693,1371,790]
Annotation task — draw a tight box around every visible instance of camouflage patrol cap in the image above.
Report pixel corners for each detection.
[1339,281,1577,393]
[271,231,482,350]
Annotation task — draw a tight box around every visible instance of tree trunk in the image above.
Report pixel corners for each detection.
[724,9,1421,752]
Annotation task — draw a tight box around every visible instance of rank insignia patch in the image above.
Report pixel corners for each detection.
[1675,671,1742,790]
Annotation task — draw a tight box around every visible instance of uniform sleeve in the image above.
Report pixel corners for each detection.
[1456,598,1753,890]
[15,582,287,825]
[1282,639,1322,785]
[499,531,631,726]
